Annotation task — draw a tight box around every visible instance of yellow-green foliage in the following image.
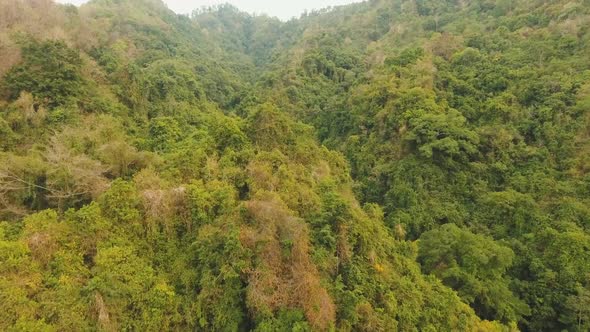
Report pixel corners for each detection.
[1,0,589,331]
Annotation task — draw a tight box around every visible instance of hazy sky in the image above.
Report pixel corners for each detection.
[57,0,364,20]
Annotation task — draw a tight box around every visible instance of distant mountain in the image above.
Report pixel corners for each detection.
[1,0,589,330]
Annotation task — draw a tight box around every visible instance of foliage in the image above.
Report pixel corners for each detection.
[418,224,530,322]
[3,39,85,108]
[0,0,589,331]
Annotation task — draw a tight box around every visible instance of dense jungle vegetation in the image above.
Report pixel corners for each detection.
[1,0,590,330]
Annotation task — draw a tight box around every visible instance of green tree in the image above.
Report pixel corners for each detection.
[3,39,84,108]
[418,224,530,322]
[148,116,182,153]
[404,109,479,165]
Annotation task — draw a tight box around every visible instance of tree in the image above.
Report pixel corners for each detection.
[87,246,179,331]
[148,117,182,153]
[418,224,530,323]
[404,109,479,165]
[563,286,590,331]
[246,103,295,150]
[3,39,85,108]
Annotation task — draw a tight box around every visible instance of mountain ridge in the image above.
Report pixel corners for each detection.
[1,0,589,330]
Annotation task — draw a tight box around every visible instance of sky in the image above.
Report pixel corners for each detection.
[56,0,364,20]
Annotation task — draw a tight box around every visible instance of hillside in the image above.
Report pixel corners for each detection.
[1,0,590,331]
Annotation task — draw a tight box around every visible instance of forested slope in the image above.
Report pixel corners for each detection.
[0,0,589,331]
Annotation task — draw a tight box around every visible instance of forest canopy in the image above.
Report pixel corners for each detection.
[1,0,590,331]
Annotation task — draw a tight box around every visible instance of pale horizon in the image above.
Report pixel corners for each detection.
[56,0,365,20]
